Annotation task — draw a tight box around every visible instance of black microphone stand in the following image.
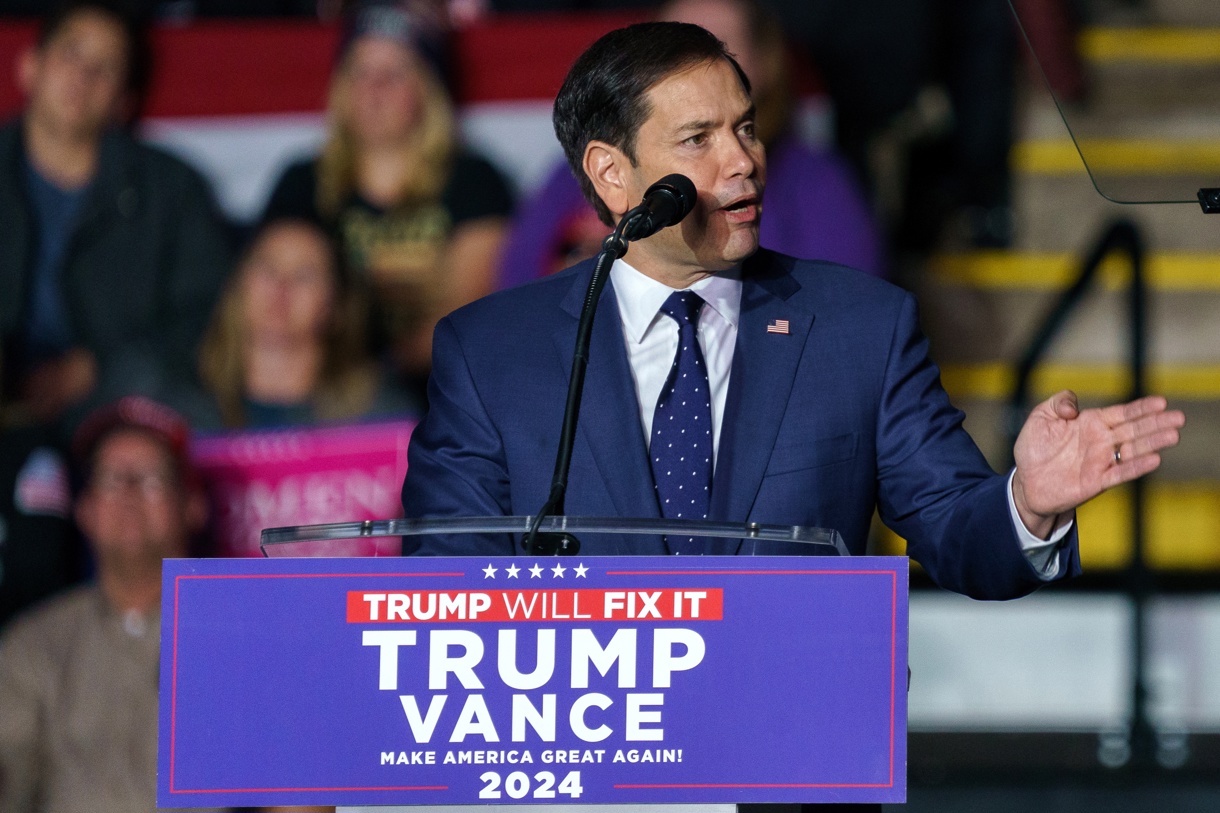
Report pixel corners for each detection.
[521,212,644,555]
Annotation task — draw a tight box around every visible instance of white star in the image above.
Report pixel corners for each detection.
[483,564,497,578]
[506,564,521,578]
[551,563,567,578]
[574,563,589,578]
[529,563,544,578]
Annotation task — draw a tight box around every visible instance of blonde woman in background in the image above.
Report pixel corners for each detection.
[262,0,513,402]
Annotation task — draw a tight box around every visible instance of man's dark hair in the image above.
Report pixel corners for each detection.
[553,21,750,226]
[38,0,151,102]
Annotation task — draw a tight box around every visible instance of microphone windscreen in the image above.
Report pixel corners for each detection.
[621,173,699,241]
[650,174,697,225]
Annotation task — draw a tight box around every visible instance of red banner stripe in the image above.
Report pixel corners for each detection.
[1,12,822,119]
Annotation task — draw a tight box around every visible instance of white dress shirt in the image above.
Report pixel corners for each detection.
[608,258,1070,578]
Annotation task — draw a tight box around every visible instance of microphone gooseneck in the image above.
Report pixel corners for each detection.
[522,174,697,555]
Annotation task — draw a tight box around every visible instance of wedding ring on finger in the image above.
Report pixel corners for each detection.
[1113,446,1122,465]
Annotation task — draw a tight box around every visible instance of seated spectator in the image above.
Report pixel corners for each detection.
[496,0,884,290]
[262,0,513,400]
[0,0,232,431]
[0,396,216,813]
[197,216,418,430]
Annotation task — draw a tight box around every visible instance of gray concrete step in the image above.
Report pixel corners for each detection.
[914,254,1220,364]
[1087,0,1220,26]
[1009,174,1218,253]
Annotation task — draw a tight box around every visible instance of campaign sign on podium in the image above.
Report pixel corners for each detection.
[158,555,907,808]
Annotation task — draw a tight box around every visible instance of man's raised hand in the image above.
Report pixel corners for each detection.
[1011,390,1185,538]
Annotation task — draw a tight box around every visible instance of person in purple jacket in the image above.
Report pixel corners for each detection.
[497,0,884,291]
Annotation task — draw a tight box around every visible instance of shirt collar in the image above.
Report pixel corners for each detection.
[610,258,743,344]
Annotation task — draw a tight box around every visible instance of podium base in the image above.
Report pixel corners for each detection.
[338,807,735,812]
[339,800,883,805]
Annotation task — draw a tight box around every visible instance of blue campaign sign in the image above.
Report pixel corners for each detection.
[158,556,907,808]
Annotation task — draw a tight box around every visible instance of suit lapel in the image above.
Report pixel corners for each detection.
[554,269,664,554]
[709,253,813,552]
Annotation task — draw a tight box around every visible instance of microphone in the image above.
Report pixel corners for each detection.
[521,173,696,555]
[621,174,698,241]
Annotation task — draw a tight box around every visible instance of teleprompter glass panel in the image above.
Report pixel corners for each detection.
[1009,0,1220,206]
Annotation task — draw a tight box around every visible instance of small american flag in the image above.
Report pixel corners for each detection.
[766,319,790,334]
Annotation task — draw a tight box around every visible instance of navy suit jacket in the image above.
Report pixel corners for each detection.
[402,249,1080,599]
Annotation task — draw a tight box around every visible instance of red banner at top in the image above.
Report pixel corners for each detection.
[1,12,823,119]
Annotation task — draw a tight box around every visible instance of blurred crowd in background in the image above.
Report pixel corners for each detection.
[0,0,1098,810]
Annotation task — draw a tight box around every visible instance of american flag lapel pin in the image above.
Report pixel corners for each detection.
[766,318,790,335]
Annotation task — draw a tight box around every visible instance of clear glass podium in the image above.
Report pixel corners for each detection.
[259,515,849,558]
[261,516,851,812]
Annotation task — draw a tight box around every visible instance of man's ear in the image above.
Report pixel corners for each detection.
[583,140,632,222]
[16,46,39,97]
[74,490,98,542]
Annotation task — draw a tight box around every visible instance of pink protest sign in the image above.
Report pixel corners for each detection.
[191,421,416,558]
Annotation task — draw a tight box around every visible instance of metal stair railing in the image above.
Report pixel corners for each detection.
[1003,217,1159,771]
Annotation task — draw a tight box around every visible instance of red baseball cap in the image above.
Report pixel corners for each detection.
[73,396,195,485]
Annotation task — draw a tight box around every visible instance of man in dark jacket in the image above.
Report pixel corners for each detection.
[0,0,231,429]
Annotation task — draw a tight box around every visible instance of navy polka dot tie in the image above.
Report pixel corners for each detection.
[650,291,712,555]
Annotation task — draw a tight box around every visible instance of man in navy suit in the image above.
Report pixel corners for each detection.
[401,22,1183,601]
